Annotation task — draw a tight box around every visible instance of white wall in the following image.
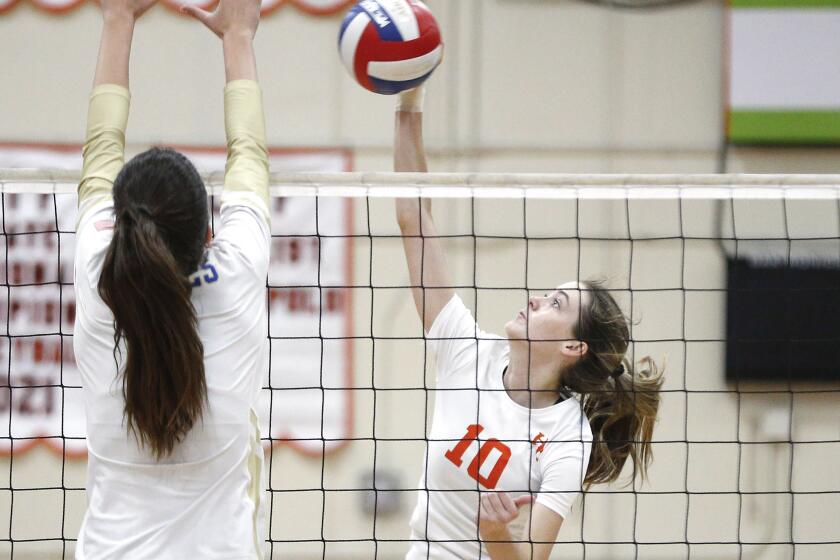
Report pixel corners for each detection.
[1,1,839,559]
[2,0,837,172]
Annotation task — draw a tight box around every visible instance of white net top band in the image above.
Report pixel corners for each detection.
[2,169,840,199]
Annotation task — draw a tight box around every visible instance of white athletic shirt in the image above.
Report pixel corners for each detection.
[74,82,271,560]
[406,296,593,560]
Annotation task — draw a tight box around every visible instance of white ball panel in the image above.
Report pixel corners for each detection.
[339,12,372,77]
[367,45,443,82]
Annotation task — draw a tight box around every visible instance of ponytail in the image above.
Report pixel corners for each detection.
[581,357,663,486]
[563,281,664,487]
[98,206,207,459]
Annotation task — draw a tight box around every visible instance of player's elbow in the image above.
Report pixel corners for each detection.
[227,135,269,166]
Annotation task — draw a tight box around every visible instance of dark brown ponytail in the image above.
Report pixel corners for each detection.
[563,281,664,487]
[98,148,209,460]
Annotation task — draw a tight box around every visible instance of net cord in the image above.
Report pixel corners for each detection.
[2,170,840,199]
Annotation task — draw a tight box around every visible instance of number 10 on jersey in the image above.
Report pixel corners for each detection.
[444,424,512,490]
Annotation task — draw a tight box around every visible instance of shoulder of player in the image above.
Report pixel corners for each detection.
[77,222,114,259]
[76,211,115,275]
[201,237,263,277]
[472,334,510,374]
[187,245,257,296]
[540,400,594,442]
[77,203,115,238]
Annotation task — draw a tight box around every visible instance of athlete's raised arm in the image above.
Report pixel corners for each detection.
[184,0,270,226]
[394,87,454,333]
[78,0,156,223]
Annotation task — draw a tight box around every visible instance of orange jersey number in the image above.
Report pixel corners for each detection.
[444,424,511,490]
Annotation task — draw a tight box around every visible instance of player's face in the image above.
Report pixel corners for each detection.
[505,281,591,346]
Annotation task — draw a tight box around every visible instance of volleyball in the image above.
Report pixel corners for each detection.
[338,0,443,95]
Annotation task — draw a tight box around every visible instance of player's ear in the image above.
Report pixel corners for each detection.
[560,341,588,358]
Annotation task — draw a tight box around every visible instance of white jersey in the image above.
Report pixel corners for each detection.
[406,296,593,560]
[73,196,270,560]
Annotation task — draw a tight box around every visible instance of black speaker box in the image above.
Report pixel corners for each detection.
[725,257,840,382]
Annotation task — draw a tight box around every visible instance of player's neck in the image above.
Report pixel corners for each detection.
[505,344,562,409]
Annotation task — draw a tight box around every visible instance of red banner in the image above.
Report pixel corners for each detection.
[0,0,355,16]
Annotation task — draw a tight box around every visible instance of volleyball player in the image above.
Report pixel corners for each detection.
[74,0,270,557]
[394,86,664,560]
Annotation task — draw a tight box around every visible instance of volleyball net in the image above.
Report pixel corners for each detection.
[0,170,838,559]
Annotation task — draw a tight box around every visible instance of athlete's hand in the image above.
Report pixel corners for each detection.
[100,0,157,21]
[182,0,261,40]
[478,492,534,535]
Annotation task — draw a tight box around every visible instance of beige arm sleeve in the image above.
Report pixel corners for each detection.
[78,84,130,224]
[223,80,270,225]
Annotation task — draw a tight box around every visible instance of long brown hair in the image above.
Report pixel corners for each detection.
[98,148,209,459]
[563,281,664,486]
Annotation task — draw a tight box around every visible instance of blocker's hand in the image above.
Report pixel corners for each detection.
[100,0,157,21]
[182,0,261,40]
[478,492,534,535]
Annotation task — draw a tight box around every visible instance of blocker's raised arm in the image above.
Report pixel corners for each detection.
[78,0,156,223]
